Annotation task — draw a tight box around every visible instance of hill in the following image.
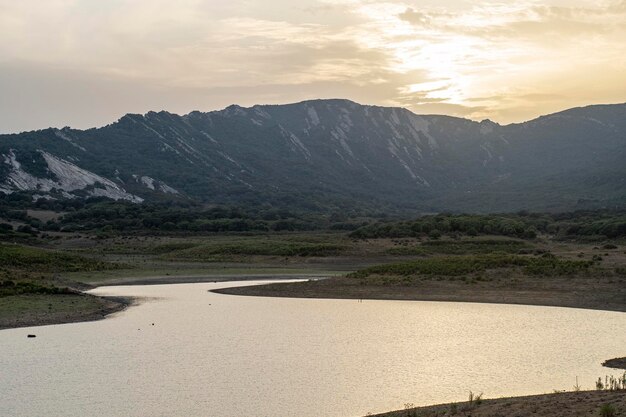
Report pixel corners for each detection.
[1,99,625,212]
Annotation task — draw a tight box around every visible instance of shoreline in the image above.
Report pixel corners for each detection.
[5,269,626,329]
[3,275,626,417]
[92,272,331,287]
[603,357,626,370]
[212,278,626,314]
[0,293,134,331]
[0,273,323,331]
[372,390,626,417]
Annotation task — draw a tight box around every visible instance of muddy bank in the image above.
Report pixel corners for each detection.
[214,275,626,313]
[0,293,132,330]
[603,358,626,370]
[94,273,331,286]
[373,390,626,417]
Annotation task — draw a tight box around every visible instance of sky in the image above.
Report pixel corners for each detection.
[1,0,625,133]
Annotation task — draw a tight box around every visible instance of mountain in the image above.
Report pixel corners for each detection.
[1,99,625,212]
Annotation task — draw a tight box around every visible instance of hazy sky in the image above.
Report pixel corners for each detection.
[1,0,625,133]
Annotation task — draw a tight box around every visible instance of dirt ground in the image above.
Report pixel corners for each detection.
[215,271,626,313]
[0,293,130,330]
[373,390,626,417]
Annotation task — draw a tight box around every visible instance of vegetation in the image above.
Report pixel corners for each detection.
[162,240,346,261]
[599,404,617,417]
[0,280,71,297]
[2,191,626,241]
[0,293,122,329]
[349,254,594,280]
[596,374,626,391]
[468,391,484,407]
[0,193,373,234]
[387,239,532,255]
[0,243,120,272]
[2,194,626,328]
[0,243,121,302]
[351,210,626,240]
[373,388,626,417]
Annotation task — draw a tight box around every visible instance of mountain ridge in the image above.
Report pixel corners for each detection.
[1,99,625,212]
[112,98,626,131]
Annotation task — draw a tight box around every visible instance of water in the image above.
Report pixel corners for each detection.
[1,280,625,417]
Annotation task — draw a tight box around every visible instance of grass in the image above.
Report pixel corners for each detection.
[387,239,532,256]
[468,391,484,407]
[596,374,626,391]
[148,242,200,254]
[0,242,130,328]
[76,234,351,262]
[599,403,617,417]
[89,241,201,255]
[161,241,347,261]
[348,253,594,279]
[0,243,121,272]
[0,243,124,298]
[0,293,105,321]
[0,280,72,297]
[66,265,336,284]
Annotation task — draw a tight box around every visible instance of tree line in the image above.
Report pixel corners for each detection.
[350,211,626,240]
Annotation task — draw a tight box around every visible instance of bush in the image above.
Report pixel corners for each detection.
[387,239,531,256]
[350,211,626,240]
[349,254,592,279]
[0,280,72,296]
[17,225,36,234]
[599,404,616,417]
[162,241,346,261]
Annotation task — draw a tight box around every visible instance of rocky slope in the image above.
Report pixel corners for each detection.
[1,99,624,212]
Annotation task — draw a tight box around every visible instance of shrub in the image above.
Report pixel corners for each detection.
[599,404,616,417]
[387,239,531,256]
[348,254,592,279]
[428,229,442,240]
[163,241,346,261]
[468,391,483,407]
[0,281,73,297]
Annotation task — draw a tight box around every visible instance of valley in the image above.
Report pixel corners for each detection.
[3,2,626,415]
[2,208,625,329]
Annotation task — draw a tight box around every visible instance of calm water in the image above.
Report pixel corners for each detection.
[1,280,626,417]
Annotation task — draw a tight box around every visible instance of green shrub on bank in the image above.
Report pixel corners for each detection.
[599,404,617,417]
[350,210,626,240]
[348,254,593,279]
[387,239,531,255]
[163,241,346,261]
[0,280,72,297]
[0,244,120,272]
[149,242,200,254]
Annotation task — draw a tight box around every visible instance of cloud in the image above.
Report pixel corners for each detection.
[605,0,626,13]
[0,0,625,132]
[398,8,432,26]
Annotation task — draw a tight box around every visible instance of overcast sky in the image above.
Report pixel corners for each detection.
[1,0,625,133]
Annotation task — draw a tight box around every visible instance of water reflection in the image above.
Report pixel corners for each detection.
[1,280,625,417]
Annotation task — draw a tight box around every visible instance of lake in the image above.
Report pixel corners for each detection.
[1,280,625,417]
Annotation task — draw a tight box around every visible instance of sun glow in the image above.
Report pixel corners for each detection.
[1,0,626,132]
[394,37,483,104]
